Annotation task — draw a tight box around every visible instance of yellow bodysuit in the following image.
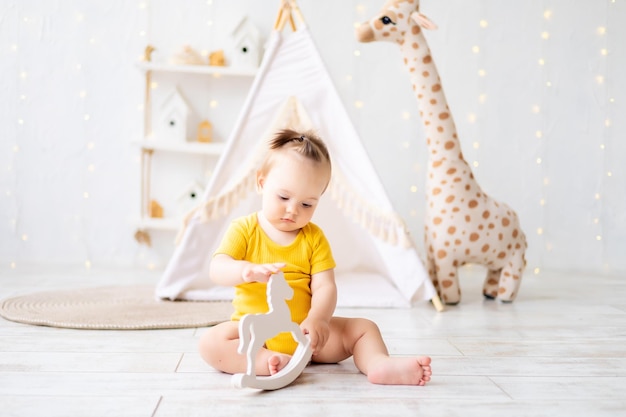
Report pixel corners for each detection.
[214,212,335,355]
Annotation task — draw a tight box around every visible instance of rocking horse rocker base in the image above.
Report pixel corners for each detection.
[232,337,312,390]
[232,272,313,390]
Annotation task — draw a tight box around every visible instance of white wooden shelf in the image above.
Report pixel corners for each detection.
[136,61,257,77]
[134,139,226,155]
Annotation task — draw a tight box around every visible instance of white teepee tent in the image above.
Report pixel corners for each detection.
[155,1,440,309]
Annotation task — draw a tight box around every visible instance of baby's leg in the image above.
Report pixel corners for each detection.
[314,317,432,386]
[198,321,291,376]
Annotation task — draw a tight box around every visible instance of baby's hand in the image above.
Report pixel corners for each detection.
[300,317,330,356]
[242,262,286,283]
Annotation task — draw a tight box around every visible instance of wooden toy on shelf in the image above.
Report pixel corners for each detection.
[148,199,164,218]
[197,120,213,143]
[209,50,225,66]
[170,44,204,65]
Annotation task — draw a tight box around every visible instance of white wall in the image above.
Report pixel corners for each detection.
[1,0,625,276]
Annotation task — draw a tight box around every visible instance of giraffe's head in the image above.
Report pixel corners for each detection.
[355,0,437,44]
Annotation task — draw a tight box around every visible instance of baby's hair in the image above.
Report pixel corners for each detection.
[258,129,332,192]
[269,129,331,165]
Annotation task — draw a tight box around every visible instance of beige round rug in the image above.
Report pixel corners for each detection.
[0,285,232,330]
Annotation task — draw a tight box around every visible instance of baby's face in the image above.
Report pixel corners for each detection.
[258,151,330,233]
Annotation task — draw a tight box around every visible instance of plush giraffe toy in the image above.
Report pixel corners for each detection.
[356,0,527,304]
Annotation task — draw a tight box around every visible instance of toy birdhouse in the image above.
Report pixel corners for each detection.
[197,120,213,143]
[159,87,191,143]
[231,16,262,69]
[177,181,205,216]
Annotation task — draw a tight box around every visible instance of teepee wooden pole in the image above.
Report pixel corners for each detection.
[288,0,305,26]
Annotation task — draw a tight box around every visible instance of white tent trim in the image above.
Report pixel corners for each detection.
[155,4,439,308]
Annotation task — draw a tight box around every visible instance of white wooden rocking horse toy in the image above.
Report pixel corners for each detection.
[232,272,313,390]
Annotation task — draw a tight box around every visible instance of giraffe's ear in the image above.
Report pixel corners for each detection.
[411,11,438,30]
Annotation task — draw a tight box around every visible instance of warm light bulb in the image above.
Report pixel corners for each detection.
[410,185,418,193]
[541,32,550,40]
[479,20,488,28]
[354,100,364,109]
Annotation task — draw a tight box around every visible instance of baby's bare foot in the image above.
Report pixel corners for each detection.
[268,353,292,375]
[367,356,432,386]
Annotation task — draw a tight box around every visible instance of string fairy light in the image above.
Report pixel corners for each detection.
[532,2,555,274]
[597,1,614,272]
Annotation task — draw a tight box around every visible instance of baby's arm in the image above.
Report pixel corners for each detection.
[300,269,337,355]
[209,254,285,286]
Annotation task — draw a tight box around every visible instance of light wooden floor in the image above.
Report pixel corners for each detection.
[1,265,625,417]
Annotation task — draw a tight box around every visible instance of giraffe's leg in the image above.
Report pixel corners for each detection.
[436,261,461,305]
[496,251,525,303]
[425,251,441,297]
[482,268,501,300]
